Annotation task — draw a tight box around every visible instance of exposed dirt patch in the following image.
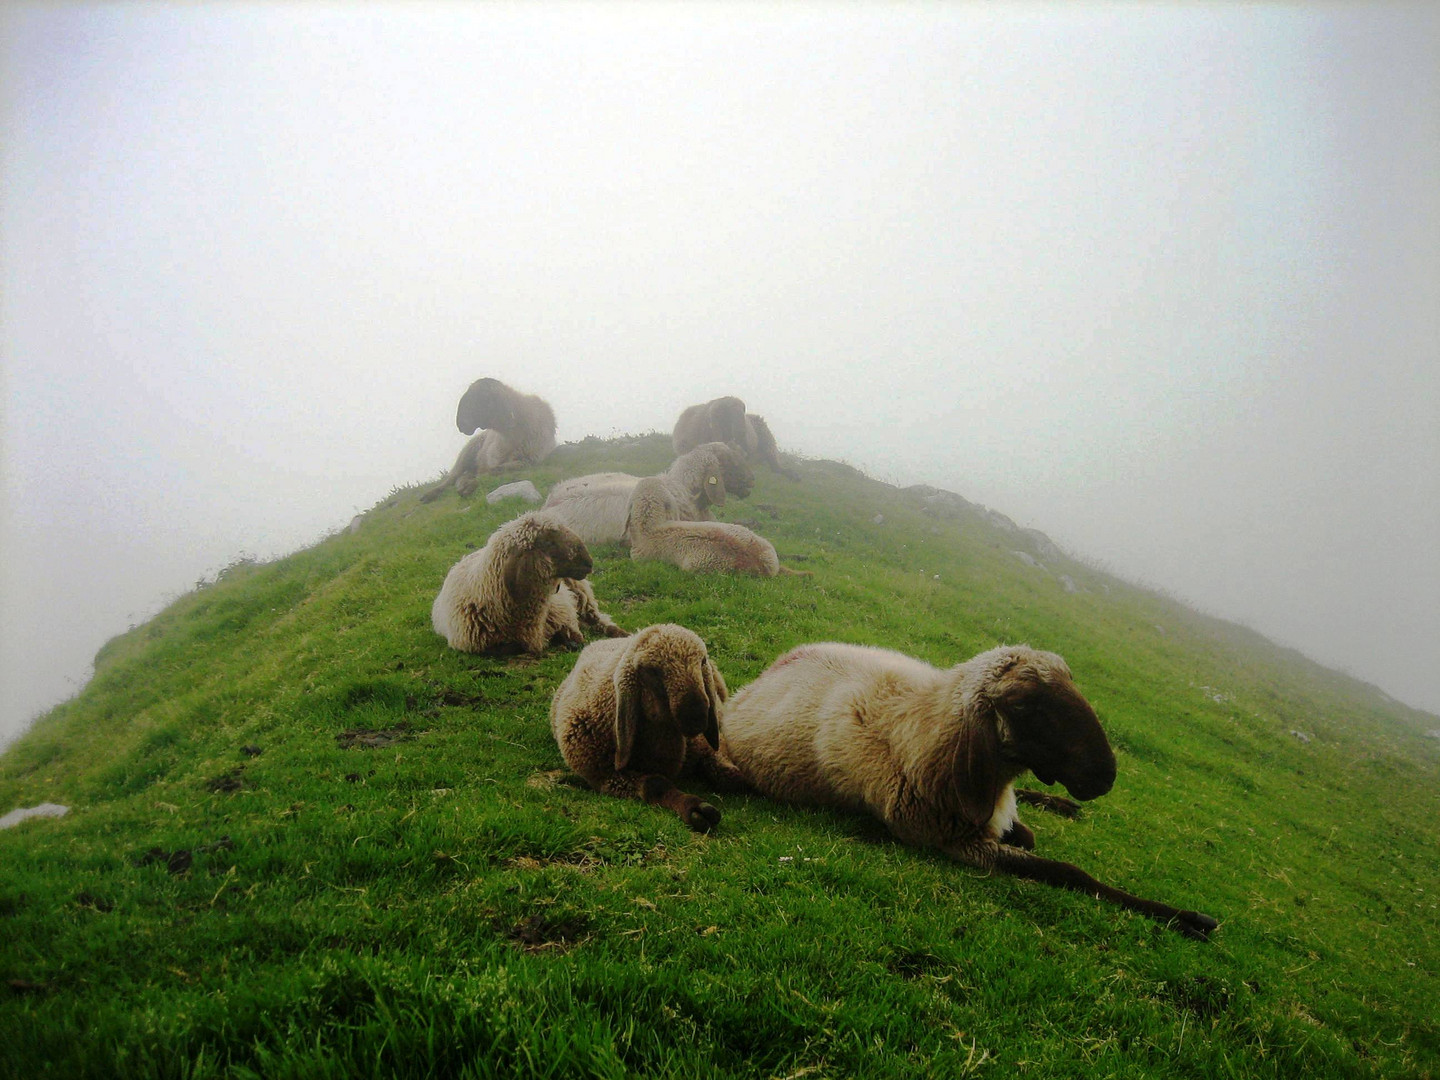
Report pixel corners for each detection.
[1162,975,1233,1018]
[336,723,419,749]
[502,912,592,952]
[74,891,113,912]
[887,951,950,980]
[133,847,193,875]
[239,744,263,757]
[204,767,247,793]
[435,687,490,709]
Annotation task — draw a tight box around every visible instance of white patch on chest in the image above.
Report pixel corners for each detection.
[986,782,1018,838]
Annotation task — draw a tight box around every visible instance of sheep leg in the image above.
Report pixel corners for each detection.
[684,737,752,794]
[999,821,1036,849]
[1014,789,1082,818]
[640,774,723,833]
[988,846,1219,941]
[595,772,721,833]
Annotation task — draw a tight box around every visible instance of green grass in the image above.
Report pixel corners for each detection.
[3,433,1438,1078]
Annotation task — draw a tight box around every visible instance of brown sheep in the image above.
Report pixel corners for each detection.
[421,378,558,502]
[672,395,799,480]
[550,624,748,831]
[431,512,625,654]
[719,642,1219,939]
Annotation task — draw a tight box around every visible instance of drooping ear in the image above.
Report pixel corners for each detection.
[705,461,727,509]
[928,706,1002,829]
[700,657,727,749]
[502,547,537,597]
[612,647,644,770]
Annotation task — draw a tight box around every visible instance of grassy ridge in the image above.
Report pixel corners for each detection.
[2,434,1438,1079]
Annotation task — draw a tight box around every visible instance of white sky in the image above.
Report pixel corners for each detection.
[3,2,1438,748]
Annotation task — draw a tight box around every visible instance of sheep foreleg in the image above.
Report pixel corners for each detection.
[1014,789,1082,818]
[595,772,721,833]
[986,846,1219,941]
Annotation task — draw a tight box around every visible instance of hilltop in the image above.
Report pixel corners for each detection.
[3,434,1438,1079]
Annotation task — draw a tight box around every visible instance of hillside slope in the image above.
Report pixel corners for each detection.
[3,434,1438,1079]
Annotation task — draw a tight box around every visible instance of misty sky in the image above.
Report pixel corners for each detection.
[3,3,1438,748]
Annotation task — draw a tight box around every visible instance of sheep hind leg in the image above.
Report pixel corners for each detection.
[987,845,1219,941]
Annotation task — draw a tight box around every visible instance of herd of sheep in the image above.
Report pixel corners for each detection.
[422,378,1218,941]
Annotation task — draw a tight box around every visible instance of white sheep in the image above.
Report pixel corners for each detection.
[543,443,755,546]
[625,475,807,577]
[550,624,748,831]
[421,378,558,502]
[718,642,1219,939]
[431,512,626,654]
[672,395,799,480]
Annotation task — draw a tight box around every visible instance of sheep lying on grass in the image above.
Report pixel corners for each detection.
[550,624,747,831]
[432,512,626,654]
[543,443,754,546]
[625,475,807,576]
[719,642,1219,939]
[673,395,799,480]
[422,378,558,502]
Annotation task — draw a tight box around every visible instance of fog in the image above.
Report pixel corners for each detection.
[3,3,1437,749]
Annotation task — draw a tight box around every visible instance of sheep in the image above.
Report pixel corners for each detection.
[624,474,808,577]
[718,642,1219,939]
[431,511,626,654]
[550,624,748,831]
[421,378,558,502]
[543,443,756,546]
[673,395,800,481]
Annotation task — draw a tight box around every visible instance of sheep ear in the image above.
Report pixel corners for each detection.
[613,652,644,770]
[942,711,1002,828]
[701,658,727,749]
[502,548,534,597]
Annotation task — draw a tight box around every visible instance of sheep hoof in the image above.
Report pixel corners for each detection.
[683,800,722,833]
[1172,910,1220,941]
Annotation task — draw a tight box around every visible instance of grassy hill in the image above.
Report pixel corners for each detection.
[3,433,1438,1079]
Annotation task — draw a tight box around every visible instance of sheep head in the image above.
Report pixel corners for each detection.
[981,647,1117,802]
[706,396,750,446]
[613,625,725,769]
[456,377,518,435]
[503,516,593,595]
[709,443,755,500]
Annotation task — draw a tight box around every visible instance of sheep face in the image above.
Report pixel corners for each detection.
[535,525,593,580]
[990,652,1116,802]
[712,444,756,500]
[708,396,750,446]
[456,377,517,435]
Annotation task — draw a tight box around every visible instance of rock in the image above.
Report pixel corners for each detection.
[347,515,364,534]
[0,803,69,829]
[1011,550,1041,569]
[1019,528,1064,562]
[486,480,542,505]
[1058,574,1081,593]
[1289,730,1312,744]
[872,513,885,525]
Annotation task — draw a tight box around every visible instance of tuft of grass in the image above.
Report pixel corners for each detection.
[3,433,1438,1078]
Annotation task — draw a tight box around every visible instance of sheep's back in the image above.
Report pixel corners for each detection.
[721,643,937,808]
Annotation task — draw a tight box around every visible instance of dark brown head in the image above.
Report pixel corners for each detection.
[613,624,727,769]
[705,396,750,446]
[456,377,517,435]
[502,514,592,595]
[980,646,1116,802]
[708,442,755,501]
